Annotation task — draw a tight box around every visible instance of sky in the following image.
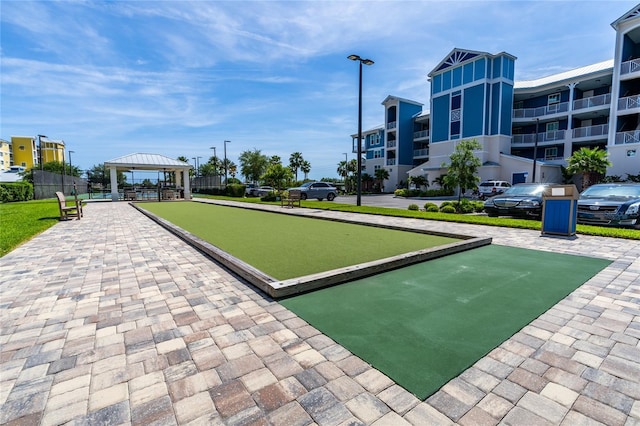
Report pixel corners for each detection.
[1,0,638,181]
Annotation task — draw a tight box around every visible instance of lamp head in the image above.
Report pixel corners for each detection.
[347,54,361,61]
[362,59,374,66]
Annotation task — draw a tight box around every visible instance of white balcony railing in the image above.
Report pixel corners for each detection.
[573,93,611,110]
[386,121,397,130]
[573,124,608,139]
[618,94,640,111]
[387,140,396,148]
[615,130,640,144]
[386,158,396,166]
[413,148,429,157]
[413,130,429,139]
[511,130,566,145]
[512,102,569,119]
[620,58,640,75]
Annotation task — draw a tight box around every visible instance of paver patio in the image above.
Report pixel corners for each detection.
[0,200,638,425]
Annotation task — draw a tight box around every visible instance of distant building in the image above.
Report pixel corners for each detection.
[353,3,640,191]
[9,136,65,169]
[0,139,10,172]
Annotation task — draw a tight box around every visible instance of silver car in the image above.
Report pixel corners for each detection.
[289,182,337,201]
[577,183,640,229]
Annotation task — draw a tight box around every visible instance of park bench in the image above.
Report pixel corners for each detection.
[124,190,137,201]
[56,191,82,220]
[281,189,302,208]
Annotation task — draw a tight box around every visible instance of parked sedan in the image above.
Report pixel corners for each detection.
[254,186,275,197]
[577,183,640,229]
[483,183,550,218]
[289,182,337,201]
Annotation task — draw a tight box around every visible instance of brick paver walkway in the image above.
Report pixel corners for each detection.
[1,200,638,425]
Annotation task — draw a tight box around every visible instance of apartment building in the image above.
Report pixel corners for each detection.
[9,136,65,169]
[354,3,640,191]
[0,139,10,172]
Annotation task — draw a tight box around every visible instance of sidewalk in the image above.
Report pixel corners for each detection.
[1,200,639,425]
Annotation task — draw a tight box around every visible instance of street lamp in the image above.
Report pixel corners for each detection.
[532,118,539,182]
[68,150,75,187]
[37,134,47,170]
[342,152,348,193]
[348,54,374,206]
[224,140,230,187]
[210,146,217,186]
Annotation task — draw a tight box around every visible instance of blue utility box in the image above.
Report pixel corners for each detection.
[541,184,579,236]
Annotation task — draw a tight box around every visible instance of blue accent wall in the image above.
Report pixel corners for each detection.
[432,74,442,94]
[491,82,500,135]
[442,70,452,90]
[463,84,485,137]
[398,101,423,165]
[432,94,450,142]
[463,63,474,84]
[492,57,501,78]
[500,83,513,135]
[452,67,462,87]
[475,58,486,80]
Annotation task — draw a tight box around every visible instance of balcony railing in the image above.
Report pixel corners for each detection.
[572,124,608,139]
[620,58,640,75]
[573,93,611,110]
[386,158,396,166]
[386,121,397,130]
[387,140,396,148]
[512,102,569,119]
[615,130,640,144]
[618,94,640,111]
[413,130,429,139]
[511,130,566,144]
[413,148,429,157]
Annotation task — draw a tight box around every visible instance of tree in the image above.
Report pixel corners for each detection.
[289,152,304,182]
[261,163,293,192]
[361,173,374,192]
[337,161,348,182]
[300,160,311,180]
[85,163,127,187]
[566,147,612,190]
[239,149,268,183]
[374,168,390,192]
[409,175,428,190]
[269,155,281,165]
[442,139,482,205]
[229,163,237,179]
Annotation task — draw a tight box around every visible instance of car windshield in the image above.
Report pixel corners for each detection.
[581,185,640,200]
[502,185,546,196]
[299,182,314,188]
[479,182,494,187]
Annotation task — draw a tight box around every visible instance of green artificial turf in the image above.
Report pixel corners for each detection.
[140,201,459,280]
[281,245,611,399]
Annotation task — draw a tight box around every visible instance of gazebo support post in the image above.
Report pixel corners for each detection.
[110,167,119,201]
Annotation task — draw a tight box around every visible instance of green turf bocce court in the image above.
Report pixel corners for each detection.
[137,200,611,400]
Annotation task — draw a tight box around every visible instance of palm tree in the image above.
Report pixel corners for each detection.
[361,173,374,192]
[374,168,390,193]
[289,152,304,182]
[300,160,311,180]
[566,147,612,190]
[410,175,428,191]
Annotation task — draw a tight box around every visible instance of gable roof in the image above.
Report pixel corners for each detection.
[104,153,192,170]
[611,4,640,30]
[428,48,517,77]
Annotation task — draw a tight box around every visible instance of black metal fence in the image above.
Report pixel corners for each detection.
[33,170,88,200]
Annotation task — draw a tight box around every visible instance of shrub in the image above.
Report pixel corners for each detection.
[423,202,438,210]
[407,204,419,211]
[439,201,454,208]
[421,188,454,197]
[426,204,439,212]
[472,201,485,212]
[440,205,456,213]
[260,191,279,202]
[226,184,245,197]
[0,182,33,203]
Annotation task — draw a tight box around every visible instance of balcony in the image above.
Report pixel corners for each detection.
[615,130,640,144]
[386,121,397,130]
[413,130,429,140]
[511,130,566,145]
[513,102,569,119]
[572,124,608,139]
[620,58,640,75]
[617,94,640,111]
[413,148,429,157]
[386,158,396,166]
[387,140,396,148]
[573,93,611,110]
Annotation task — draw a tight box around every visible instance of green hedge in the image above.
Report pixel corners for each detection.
[394,188,455,198]
[0,182,34,203]
[196,184,245,197]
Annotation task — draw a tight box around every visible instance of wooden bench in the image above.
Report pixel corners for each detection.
[56,191,81,220]
[281,189,302,208]
[124,190,137,201]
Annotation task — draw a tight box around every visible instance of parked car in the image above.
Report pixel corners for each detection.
[245,183,257,196]
[483,183,550,218]
[254,186,275,197]
[577,183,640,229]
[289,182,338,201]
[478,180,511,198]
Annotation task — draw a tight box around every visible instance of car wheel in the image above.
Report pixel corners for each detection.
[300,193,307,200]
[317,198,323,201]
[327,193,335,201]
[487,213,498,217]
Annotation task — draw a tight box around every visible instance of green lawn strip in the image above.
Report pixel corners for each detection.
[0,200,60,257]
[281,245,611,399]
[140,201,460,280]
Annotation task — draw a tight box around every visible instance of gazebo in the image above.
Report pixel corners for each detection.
[104,153,192,201]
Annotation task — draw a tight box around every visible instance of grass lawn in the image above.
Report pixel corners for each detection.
[281,245,612,399]
[140,201,460,280]
[0,199,60,257]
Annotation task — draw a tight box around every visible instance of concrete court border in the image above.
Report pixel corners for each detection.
[131,200,491,298]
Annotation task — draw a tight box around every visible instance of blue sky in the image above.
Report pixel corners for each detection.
[1,0,638,180]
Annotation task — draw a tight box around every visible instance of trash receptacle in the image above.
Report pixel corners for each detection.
[541,184,579,236]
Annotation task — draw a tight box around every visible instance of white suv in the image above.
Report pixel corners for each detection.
[478,180,511,198]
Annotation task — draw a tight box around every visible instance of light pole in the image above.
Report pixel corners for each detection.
[342,152,348,193]
[532,118,539,182]
[37,134,47,170]
[68,150,75,188]
[210,146,217,186]
[348,54,374,206]
[224,140,230,187]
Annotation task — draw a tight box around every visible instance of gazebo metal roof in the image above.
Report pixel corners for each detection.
[104,153,192,171]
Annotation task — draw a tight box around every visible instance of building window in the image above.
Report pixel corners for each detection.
[546,121,559,132]
[373,149,383,159]
[545,147,558,159]
[451,93,461,138]
[628,149,637,157]
[548,93,560,105]
[19,145,25,151]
